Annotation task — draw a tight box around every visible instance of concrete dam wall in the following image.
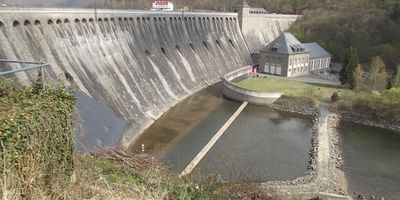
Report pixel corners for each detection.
[0,8,293,152]
[0,8,252,151]
[241,14,299,53]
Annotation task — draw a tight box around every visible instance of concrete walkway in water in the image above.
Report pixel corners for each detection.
[316,94,338,189]
[179,102,248,177]
[315,93,349,199]
[259,92,349,200]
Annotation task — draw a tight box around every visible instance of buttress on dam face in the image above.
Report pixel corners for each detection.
[0,7,297,152]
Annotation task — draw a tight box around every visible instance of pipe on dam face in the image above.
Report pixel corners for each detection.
[0,9,253,151]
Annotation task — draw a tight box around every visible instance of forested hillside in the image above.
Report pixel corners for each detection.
[286,0,400,73]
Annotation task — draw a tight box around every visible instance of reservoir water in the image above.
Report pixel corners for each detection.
[191,105,313,182]
[130,84,313,181]
[340,122,400,199]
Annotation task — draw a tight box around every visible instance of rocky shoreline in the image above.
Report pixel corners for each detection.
[336,110,400,133]
[229,97,400,199]
[264,102,321,187]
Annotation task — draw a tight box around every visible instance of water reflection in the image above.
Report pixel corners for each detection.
[340,122,400,199]
[191,105,313,182]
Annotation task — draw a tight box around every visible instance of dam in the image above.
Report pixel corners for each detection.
[0,7,297,152]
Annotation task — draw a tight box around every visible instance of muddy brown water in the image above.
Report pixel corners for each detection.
[130,84,313,182]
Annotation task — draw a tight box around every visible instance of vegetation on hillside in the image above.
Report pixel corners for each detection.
[339,47,358,88]
[0,77,75,198]
[288,0,400,74]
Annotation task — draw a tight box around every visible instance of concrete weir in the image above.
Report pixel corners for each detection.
[0,8,255,151]
[179,101,248,177]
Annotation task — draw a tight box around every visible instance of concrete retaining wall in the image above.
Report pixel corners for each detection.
[222,66,282,105]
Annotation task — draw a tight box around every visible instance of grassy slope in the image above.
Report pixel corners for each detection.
[235,77,334,99]
[235,77,400,121]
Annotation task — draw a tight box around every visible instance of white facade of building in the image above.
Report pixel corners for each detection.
[150,0,174,11]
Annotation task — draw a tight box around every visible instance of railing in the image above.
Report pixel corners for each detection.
[0,59,49,88]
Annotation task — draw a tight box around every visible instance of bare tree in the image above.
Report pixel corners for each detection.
[369,56,387,91]
[392,65,400,88]
[353,64,362,92]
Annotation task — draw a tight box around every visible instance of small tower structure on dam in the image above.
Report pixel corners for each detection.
[233,0,250,32]
[232,0,300,53]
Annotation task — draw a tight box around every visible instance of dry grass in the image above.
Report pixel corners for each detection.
[2,148,227,200]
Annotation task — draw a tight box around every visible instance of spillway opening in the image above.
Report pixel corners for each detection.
[228,39,235,48]
[24,20,31,26]
[160,47,167,57]
[145,50,151,57]
[189,43,196,52]
[0,21,4,28]
[82,18,87,23]
[13,20,20,27]
[216,40,222,49]
[75,19,80,23]
[34,20,40,26]
[56,19,62,24]
[203,41,209,51]
[47,19,53,25]
[175,45,182,54]
[64,19,70,24]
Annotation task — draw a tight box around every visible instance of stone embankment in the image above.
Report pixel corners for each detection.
[264,102,320,187]
[249,96,348,199]
[336,110,400,132]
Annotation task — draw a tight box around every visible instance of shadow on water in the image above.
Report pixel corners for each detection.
[129,83,235,156]
[340,122,400,199]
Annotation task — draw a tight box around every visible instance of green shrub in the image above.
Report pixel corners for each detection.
[0,77,75,198]
[331,92,339,102]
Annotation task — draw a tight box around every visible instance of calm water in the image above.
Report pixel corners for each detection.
[191,105,313,182]
[130,84,313,181]
[340,122,400,199]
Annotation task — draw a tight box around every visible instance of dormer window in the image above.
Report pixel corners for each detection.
[272,47,278,52]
